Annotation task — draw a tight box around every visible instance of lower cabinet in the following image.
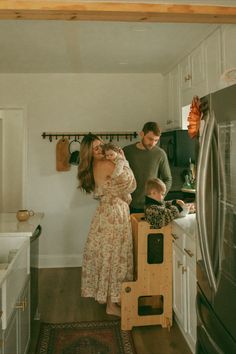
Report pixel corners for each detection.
[172,221,197,353]
[2,310,17,354]
[0,296,2,354]
[173,245,187,331]
[186,262,197,350]
[1,277,30,354]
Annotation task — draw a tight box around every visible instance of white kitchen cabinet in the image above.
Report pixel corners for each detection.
[204,28,222,94]
[0,293,2,354]
[222,24,236,72]
[179,55,191,92]
[173,243,187,330]
[17,278,30,354]
[166,66,181,130]
[186,263,197,350]
[166,26,229,128]
[2,307,17,354]
[0,312,3,354]
[180,43,207,106]
[2,278,30,354]
[0,213,43,354]
[172,215,197,353]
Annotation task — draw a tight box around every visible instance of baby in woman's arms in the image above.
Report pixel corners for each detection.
[102,142,133,205]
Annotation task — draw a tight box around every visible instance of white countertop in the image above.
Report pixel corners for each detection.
[0,212,44,236]
[172,213,196,237]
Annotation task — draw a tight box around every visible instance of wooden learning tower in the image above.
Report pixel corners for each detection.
[121,213,172,331]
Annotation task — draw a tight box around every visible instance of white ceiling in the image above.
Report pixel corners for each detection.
[0,20,222,74]
[1,0,236,74]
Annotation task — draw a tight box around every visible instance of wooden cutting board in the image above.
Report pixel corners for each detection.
[56,138,71,171]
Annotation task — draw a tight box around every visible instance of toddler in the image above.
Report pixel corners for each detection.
[102,142,132,205]
[144,178,189,229]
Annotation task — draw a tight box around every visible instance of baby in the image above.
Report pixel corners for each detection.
[102,142,132,205]
[144,178,189,229]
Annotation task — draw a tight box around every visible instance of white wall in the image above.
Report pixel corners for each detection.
[0,73,166,267]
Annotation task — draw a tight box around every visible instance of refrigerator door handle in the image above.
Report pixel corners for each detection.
[212,122,226,287]
[196,111,217,292]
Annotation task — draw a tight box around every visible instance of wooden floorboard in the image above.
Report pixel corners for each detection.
[28,267,192,354]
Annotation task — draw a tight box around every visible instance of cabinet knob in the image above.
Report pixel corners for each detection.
[177,261,183,268]
[172,233,179,240]
[184,74,192,82]
[15,301,25,311]
[184,248,194,257]
[182,266,187,274]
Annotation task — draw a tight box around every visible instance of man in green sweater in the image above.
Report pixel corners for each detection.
[123,121,172,213]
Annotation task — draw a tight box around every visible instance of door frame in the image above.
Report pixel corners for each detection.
[0,106,27,211]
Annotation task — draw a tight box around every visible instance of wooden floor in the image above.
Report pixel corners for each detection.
[28,267,192,354]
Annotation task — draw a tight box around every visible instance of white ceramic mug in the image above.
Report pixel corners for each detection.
[16,209,34,222]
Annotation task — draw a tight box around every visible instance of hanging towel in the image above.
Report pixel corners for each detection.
[56,138,71,171]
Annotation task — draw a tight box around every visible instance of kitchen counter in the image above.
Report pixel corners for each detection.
[172,213,196,239]
[0,212,44,237]
[0,236,29,286]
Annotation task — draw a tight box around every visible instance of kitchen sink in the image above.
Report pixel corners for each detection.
[0,237,30,329]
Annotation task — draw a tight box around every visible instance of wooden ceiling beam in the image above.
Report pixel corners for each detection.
[0,1,235,23]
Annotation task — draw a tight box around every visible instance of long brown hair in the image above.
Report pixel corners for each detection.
[77,134,103,193]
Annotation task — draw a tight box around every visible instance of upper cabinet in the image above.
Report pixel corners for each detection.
[204,28,222,94]
[222,24,236,73]
[180,44,206,106]
[165,25,236,131]
[166,66,181,130]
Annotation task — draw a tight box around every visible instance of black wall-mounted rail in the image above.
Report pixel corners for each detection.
[42,131,138,142]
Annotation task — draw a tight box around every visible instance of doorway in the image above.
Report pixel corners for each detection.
[0,108,26,212]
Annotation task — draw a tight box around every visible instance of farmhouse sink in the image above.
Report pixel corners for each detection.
[0,237,30,329]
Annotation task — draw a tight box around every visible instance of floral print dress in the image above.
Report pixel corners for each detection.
[81,168,136,304]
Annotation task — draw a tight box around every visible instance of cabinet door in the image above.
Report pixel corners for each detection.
[167,66,181,129]
[2,310,17,354]
[205,28,222,94]
[222,24,236,71]
[180,44,206,105]
[191,44,205,87]
[17,280,30,354]
[0,321,2,354]
[173,244,187,331]
[180,56,191,92]
[186,265,197,351]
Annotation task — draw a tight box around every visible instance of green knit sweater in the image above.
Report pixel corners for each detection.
[123,143,172,209]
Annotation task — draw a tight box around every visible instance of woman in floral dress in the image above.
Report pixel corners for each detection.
[78,134,136,316]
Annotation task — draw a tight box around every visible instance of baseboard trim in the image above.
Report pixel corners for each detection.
[38,254,83,268]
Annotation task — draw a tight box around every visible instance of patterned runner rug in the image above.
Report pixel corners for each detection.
[36,319,136,354]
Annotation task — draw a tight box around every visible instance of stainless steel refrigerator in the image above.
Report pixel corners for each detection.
[196,84,236,353]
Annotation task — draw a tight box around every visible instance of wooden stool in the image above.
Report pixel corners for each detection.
[121,213,172,331]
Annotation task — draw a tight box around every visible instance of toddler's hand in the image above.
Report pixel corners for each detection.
[176,199,185,208]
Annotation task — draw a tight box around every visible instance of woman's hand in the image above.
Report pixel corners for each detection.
[118,148,125,158]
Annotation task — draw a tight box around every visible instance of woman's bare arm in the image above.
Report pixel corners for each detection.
[94,160,115,185]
